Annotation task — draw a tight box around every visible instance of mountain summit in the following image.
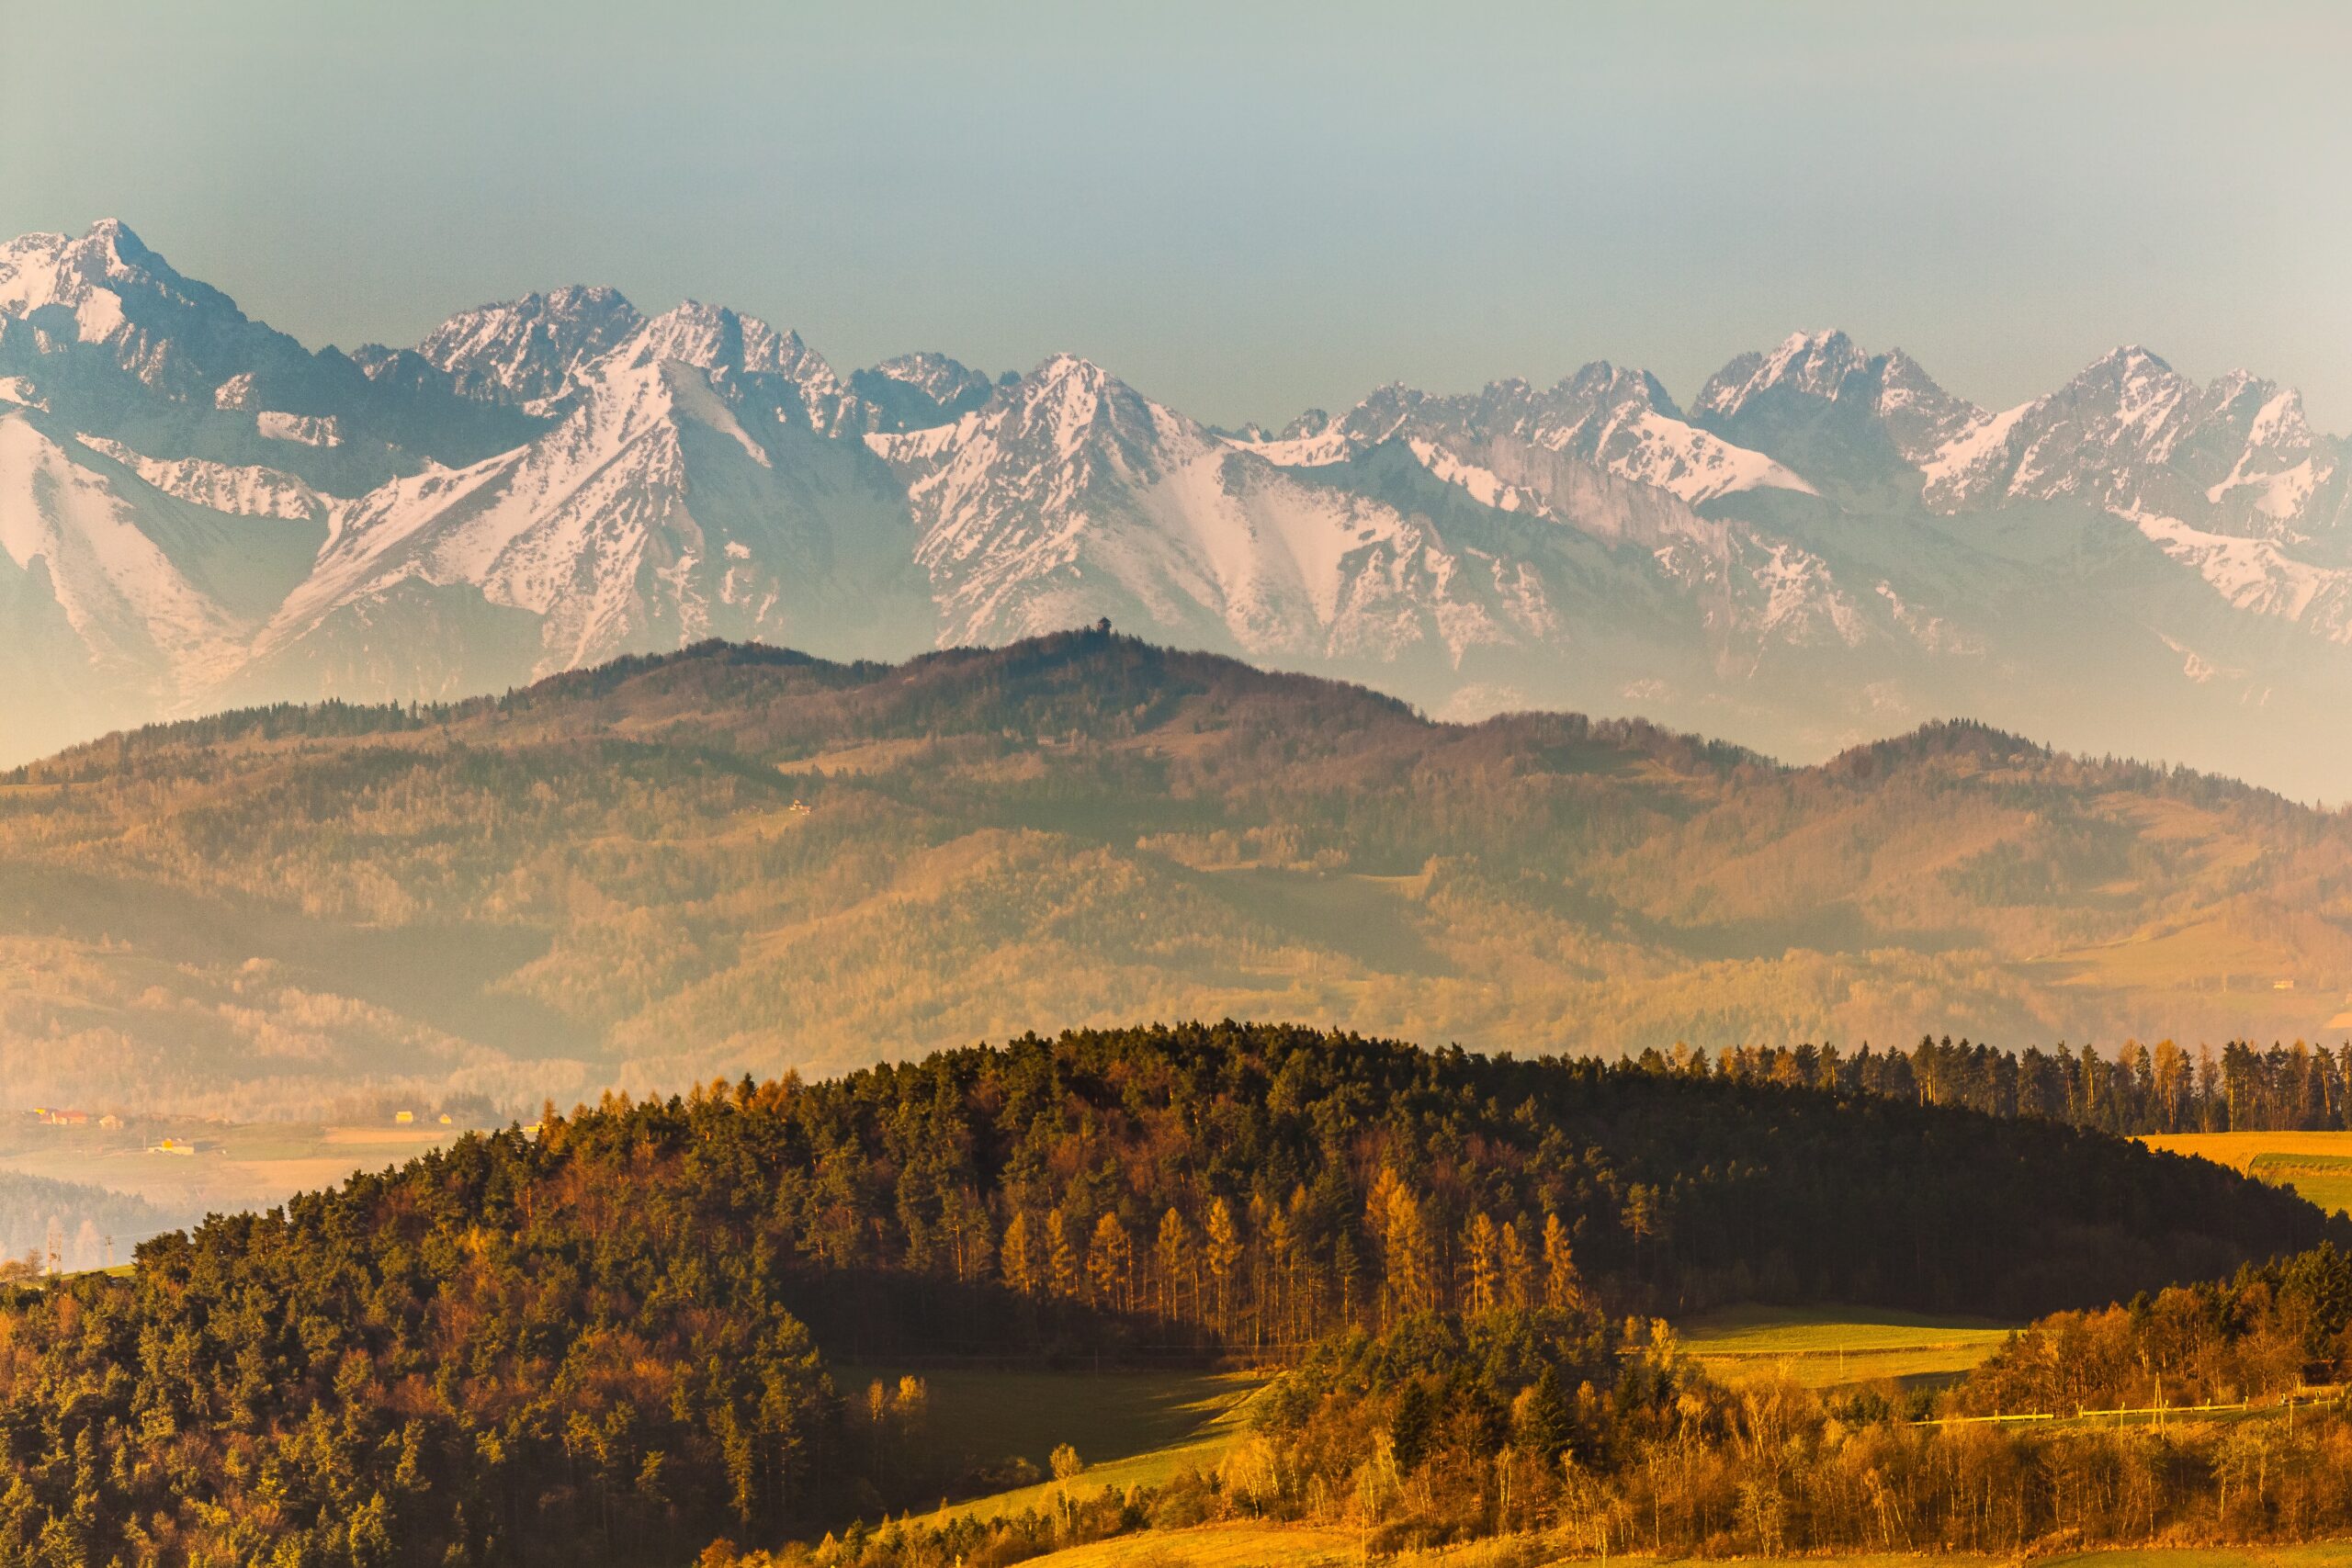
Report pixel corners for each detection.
[4,220,2352,796]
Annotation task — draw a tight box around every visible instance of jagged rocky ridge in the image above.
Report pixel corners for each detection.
[4,219,2350,795]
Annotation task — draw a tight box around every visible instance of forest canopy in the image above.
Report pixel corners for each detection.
[0,1022,2339,1567]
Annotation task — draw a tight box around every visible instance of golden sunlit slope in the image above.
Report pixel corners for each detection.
[2,628,2347,1116]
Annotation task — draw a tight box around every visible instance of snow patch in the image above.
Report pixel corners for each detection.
[80,436,322,521]
[2124,506,2352,637]
[257,411,344,447]
[1917,402,2029,508]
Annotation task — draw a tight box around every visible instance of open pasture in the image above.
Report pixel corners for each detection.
[2140,1131,2352,1216]
[1016,1533,2352,1567]
[843,1367,1263,1528]
[1674,1303,2016,1388]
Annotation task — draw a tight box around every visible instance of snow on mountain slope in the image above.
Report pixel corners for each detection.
[1922,348,2347,540]
[851,353,998,432]
[413,285,644,410]
[1234,367,1812,506]
[76,437,323,521]
[0,220,358,424]
[1690,331,1992,500]
[629,300,872,435]
[1683,332,2352,649]
[9,214,2352,795]
[2120,506,2352,642]
[0,412,321,691]
[0,221,544,489]
[1695,330,1884,423]
[1399,426,1901,660]
[872,355,1564,662]
[1227,389,1422,467]
[0,219,238,399]
[254,308,927,687]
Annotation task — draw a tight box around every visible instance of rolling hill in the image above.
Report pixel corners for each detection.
[0,628,2347,1119]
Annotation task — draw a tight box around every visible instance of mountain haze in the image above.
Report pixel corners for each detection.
[4,629,2346,1119]
[5,222,2352,795]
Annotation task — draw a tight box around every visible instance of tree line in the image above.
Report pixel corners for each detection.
[1712,1034,2352,1135]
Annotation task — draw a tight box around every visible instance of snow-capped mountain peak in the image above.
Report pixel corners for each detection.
[0,218,258,400]
[1234,360,1812,506]
[1693,329,1872,421]
[606,301,867,435]
[0,218,172,318]
[9,216,2352,801]
[413,284,643,410]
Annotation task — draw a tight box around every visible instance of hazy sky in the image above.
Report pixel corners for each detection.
[5,1,2347,429]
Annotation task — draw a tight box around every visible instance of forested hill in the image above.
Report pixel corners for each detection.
[5,627,2350,1116]
[0,1024,2335,1566]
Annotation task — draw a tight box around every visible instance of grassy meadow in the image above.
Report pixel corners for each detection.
[2141,1132,2352,1217]
[837,1367,1264,1527]
[1674,1303,2017,1389]
[1008,1531,2352,1566]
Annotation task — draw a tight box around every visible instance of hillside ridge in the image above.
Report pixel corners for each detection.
[0,631,2345,1117]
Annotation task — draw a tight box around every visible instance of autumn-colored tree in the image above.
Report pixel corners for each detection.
[1154,1207,1193,1324]
[1046,1207,1080,1300]
[1543,1212,1584,1312]
[1498,1217,1533,1311]
[1368,1168,1435,1321]
[1204,1198,1243,1337]
[1464,1211,1499,1316]
[1001,1210,1038,1296]
[1086,1212,1133,1311]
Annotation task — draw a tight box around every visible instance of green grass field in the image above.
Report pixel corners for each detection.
[2141,1132,2352,1217]
[835,1366,1263,1528]
[856,1311,2018,1541]
[1017,1523,1358,1566]
[2248,1154,2352,1218]
[1012,1531,2352,1567]
[1674,1303,2017,1388]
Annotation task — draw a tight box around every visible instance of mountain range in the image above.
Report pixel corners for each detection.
[5,219,2351,795]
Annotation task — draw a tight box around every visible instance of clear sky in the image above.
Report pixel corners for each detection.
[5,0,2346,429]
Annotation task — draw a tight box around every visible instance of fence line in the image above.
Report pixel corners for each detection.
[1915,1391,2347,1427]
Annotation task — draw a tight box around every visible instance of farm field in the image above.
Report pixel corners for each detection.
[1013,1524,1359,1567]
[839,1367,1263,1527]
[0,1117,471,1212]
[1012,1532,2352,1567]
[1674,1303,2017,1388]
[2140,1132,2352,1216]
